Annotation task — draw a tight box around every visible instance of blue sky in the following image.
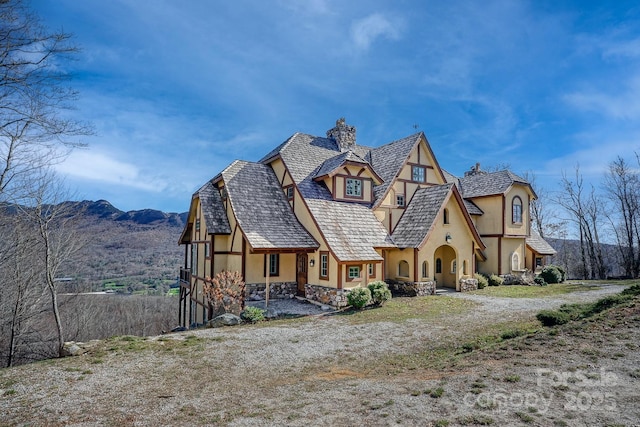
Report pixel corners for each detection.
[32,0,640,213]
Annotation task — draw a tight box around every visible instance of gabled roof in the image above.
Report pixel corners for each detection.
[306,199,395,261]
[392,184,453,248]
[526,229,557,256]
[198,181,231,234]
[222,160,319,251]
[369,132,421,203]
[464,199,484,215]
[392,183,486,250]
[458,170,534,198]
[263,133,393,261]
[313,150,382,184]
[179,181,231,244]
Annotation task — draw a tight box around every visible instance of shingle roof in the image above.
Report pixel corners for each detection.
[458,170,531,198]
[222,160,318,251]
[267,133,395,261]
[306,199,395,261]
[526,229,557,256]
[314,150,373,180]
[369,132,422,203]
[464,199,484,215]
[392,184,453,248]
[198,181,231,234]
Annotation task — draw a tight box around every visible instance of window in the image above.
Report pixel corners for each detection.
[320,252,329,279]
[512,196,523,224]
[398,260,410,277]
[345,178,362,197]
[195,218,201,231]
[396,194,405,207]
[191,245,198,275]
[368,263,375,278]
[285,186,294,201]
[462,260,468,275]
[451,260,457,274]
[348,266,361,280]
[443,208,449,225]
[204,242,210,258]
[220,187,228,200]
[412,165,426,183]
[436,258,442,274]
[264,254,279,276]
[535,257,543,268]
[512,252,520,271]
[422,261,428,278]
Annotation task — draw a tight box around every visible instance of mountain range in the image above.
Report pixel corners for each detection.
[71,199,188,227]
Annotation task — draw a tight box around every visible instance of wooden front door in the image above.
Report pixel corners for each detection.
[296,253,308,296]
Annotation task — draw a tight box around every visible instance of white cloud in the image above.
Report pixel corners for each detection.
[55,149,162,192]
[563,75,640,120]
[350,13,401,50]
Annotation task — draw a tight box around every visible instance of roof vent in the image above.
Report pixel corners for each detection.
[326,117,356,152]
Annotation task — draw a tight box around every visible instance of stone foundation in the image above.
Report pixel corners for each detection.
[245,282,297,301]
[502,271,535,286]
[305,284,348,307]
[387,280,436,297]
[459,278,478,292]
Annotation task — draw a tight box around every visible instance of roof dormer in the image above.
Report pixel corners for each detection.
[313,150,382,204]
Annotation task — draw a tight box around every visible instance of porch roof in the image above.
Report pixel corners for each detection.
[526,230,557,256]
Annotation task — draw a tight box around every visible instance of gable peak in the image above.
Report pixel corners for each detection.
[326,117,356,152]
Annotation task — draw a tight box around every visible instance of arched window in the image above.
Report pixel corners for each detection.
[512,196,523,224]
[422,261,428,278]
[462,260,468,275]
[451,260,457,274]
[512,252,520,271]
[398,260,410,277]
[435,258,442,274]
[443,208,450,225]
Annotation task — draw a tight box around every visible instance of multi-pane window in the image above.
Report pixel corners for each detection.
[204,242,210,258]
[345,178,362,197]
[412,166,426,183]
[368,263,374,277]
[285,186,294,200]
[348,266,361,279]
[396,194,405,207]
[320,252,329,279]
[265,253,279,276]
[512,196,523,224]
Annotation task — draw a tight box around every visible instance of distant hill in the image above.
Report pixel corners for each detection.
[70,199,188,226]
[52,200,189,294]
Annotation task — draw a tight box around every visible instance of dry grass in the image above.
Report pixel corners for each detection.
[0,285,638,427]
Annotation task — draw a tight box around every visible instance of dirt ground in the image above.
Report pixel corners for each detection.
[0,283,638,426]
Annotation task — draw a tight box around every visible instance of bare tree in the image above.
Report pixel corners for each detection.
[603,156,640,278]
[556,166,607,279]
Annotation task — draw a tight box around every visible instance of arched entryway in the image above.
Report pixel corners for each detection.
[434,245,457,289]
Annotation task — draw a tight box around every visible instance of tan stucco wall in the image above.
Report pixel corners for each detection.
[471,195,503,235]
[504,186,530,236]
[245,252,296,283]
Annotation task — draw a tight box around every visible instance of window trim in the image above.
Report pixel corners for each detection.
[345,177,363,199]
[412,165,426,183]
[512,196,523,224]
[347,265,361,281]
[396,194,405,207]
[368,263,375,278]
[264,253,280,277]
[284,185,294,201]
[319,251,329,280]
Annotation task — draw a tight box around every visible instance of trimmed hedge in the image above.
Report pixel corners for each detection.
[347,287,371,309]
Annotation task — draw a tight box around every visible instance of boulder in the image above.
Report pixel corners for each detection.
[207,313,242,328]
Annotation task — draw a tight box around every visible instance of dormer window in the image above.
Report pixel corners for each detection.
[412,165,426,183]
[285,185,294,201]
[396,194,405,207]
[345,178,362,198]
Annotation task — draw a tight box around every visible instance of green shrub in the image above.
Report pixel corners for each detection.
[367,281,392,305]
[347,287,371,309]
[540,266,563,284]
[488,274,504,287]
[552,265,567,281]
[536,310,570,326]
[241,306,265,323]
[534,276,547,286]
[621,284,640,296]
[475,273,488,289]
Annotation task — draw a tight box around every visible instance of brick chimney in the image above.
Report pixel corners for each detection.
[326,117,356,152]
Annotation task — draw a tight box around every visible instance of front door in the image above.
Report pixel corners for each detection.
[296,253,308,296]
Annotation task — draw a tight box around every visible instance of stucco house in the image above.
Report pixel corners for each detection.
[178,118,555,327]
